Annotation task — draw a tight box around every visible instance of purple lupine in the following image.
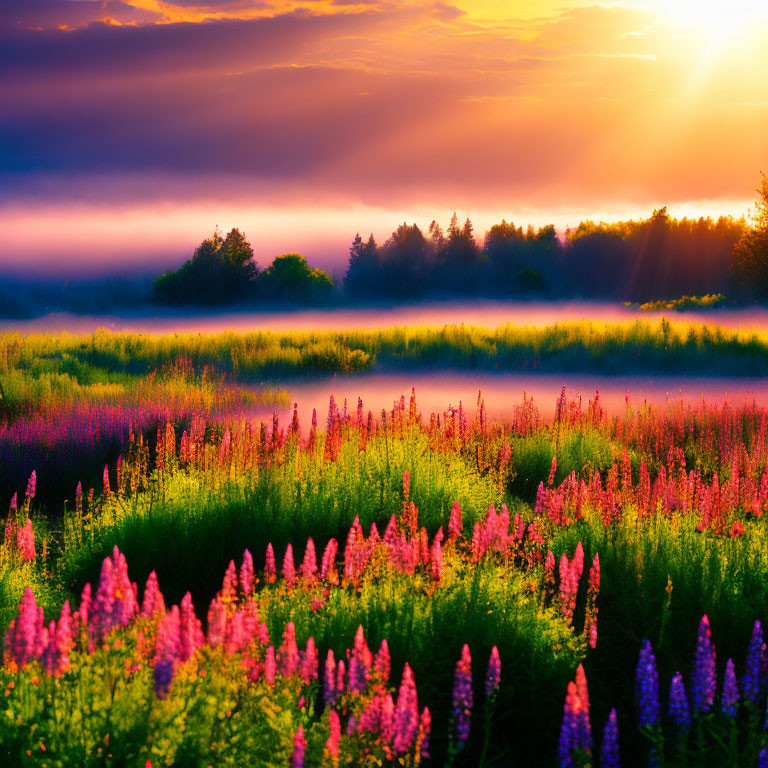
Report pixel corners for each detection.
[600,709,619,768]
[290,725,306,768]
[721,659,739,717]
[559,681,589,768]
[323,650,337,706]
[486,646,501,699]
[418,706,431,759]
[348,625,372,693]
[760,747,768,768]
[669,672,691,732]
[691,615,716,715]
[635,639,659,728]
[742,620,766,706]
[451,644,474,749]
[392,663,419,753]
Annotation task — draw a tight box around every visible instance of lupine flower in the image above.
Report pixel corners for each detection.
[451,644,473,749]
[417,706,431,759]
[265,543,276,583]
[336,659,346,698]
[600,709,619,768]
[448,502,463,539]
[429,533,444,582]
[224,610,245,655]
[301,637,318,683]
[669,672,691,732]
[141,571,165,619]
[283,544,296,586]
[742,619,765,706]
[264,645,276,686]
[221,561,237,602]
[17,519,35,562]
[290,726,306,768]
[760,747,768,768]
[374,639,391,683]
[348,625,372,693]
[102,465,110,495]
[403,470,410,500]
[300,538,317,582]
[721,659,739,717]
[393,663,419,753]
[279,622,300,677]
[326,710,341,760]
[324,650,337,705]
[153,606,180,698]
[692,615,716,715]
[6,588,41,668]
[559,680,591,768]
[75,482,82,515]
[25,471,36,499]
[239,549,254,596]
[320,538,338,582]
[486,646,501,699]
[635,639,659,728]
[178,592,204,661]
[206,599,227,647]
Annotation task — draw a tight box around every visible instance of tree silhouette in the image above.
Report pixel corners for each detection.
[731,174,768,298]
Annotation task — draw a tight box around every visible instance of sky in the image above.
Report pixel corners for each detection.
[2,0,768,276]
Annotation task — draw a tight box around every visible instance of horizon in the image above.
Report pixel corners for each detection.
[3,0,767,277]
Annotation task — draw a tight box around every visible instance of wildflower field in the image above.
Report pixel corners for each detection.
[5,325,768,766]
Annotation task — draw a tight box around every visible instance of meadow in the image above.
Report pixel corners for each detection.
[4,324,768,766]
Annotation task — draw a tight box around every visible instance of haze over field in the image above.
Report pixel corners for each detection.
[3,0,768,275]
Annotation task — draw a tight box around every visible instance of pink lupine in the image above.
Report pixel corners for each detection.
[7,588,41,668]
[358,688,395,739]
[265,543,276,583]
[383,515,398,551]
[290,725,306,768]
[224,610,245,655]
[141,571,165,619]
[430,532,444,582]
[336,659,346,698]
[326,710,341,759]
[207,598,227,647]
[239,549,254,596]
[221,560,237,602]
[392,663,420,753]
[283,544,296,587]
[451,644,473,749]
[300,538,317,582]
[102,465,110,495]
[403,470,411,500]
[349,625,372,693]
[417,706,432,759]
[264,645,276,686]
[178,592,204,661]
[56,601,73,657]
[448,501,463,540]
[25,471,36,500]
[301,637,318,682]
[75,483,82,515]
[486,646,501,699]
[470,521,484,562]
[17,519,35,562]
[374,639,391,683]
[320,538,338,581]
[279,622,300,677]
[78,582,92,628]
[153,606,180,698]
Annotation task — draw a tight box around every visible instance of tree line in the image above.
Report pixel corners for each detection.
[154,177,768,306]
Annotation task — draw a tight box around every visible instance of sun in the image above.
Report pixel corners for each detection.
[658,0,768,38]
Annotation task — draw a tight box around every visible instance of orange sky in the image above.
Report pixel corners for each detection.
[2,0,767,273]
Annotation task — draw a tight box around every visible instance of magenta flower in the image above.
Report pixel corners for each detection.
[141,571,165,619]
[265,543,276,583]
[485,645,501,699]
[239,549,254,596]
[558,678,591,768]
[290,725,306,768]
[224,610,246,655]
[324,649,337,705]
[178,592,204,661]
[392,663,419,753]
[6,587,41,668]
[17,519,35,562]
[279,622,299,677]
[429,533,444,582]
[326,710,341,758]
[374,639,391,683]
[320,538,338,581]
[102,465,110,496]
[283,544,296,587]
[348,625,372,693]
[300,538,317,582]
[418,706,431,759]
[451,644,474,749]
[692,615,716,715]
[448,502,463,540]
[206,598,227,647]
[220,560,237,602]
[264,645,276,686]
[301,637,318,683]
[25,470,36,499]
